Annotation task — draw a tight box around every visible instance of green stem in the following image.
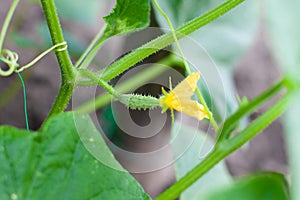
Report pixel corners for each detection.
[40,0,75,121]
[222,92,292,151]
[156,148,225,200]
[99,0,245,81]
[217,78,287,141]
[152,0,190,72]
[0,0,19,52]
[156,91,293,200]
[152,0,219,132]
[77,69,120,98]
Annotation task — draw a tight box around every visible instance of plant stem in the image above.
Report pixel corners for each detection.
[40,0,75,121]
[152,0,190,72]
[223,93,292,152]
[77,69,120,98]
[217,78,287,141]
[156,91,293,200]
[100,0,245,82]
[0,0,19,52]
[156,147,225,200]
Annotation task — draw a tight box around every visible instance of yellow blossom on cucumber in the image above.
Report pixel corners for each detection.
[159,72,210,121]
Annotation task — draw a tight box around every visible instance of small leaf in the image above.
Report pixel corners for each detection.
[171,122,232,199]
[0,112,150,200]
[103,0,151,38]
[202,172,289,200]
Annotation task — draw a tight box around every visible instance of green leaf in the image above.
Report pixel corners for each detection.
[0,112,150,200]
[264,0,300,80]
[264,2,300,199]
[202,172,289,200]
[171,122,232,199]
[154,0,259,119]
[103,0,151,38]
[283,91,300,200]
[54,0,102,25]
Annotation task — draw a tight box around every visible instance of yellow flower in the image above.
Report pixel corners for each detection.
[159,72,209,121]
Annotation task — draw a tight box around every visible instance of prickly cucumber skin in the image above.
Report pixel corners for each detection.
[127,94,159,110]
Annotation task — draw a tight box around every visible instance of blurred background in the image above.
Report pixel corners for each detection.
[0,0,288,198]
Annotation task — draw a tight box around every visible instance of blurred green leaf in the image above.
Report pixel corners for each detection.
[154,0,259,119]
[202,172,289,200]
[264,2,300,200]
[171,122,232,199]
[264,1,300,80]
[283,91,300,200]
[103,0,150,38]
[54,0,102,25]
[0,112,150,200]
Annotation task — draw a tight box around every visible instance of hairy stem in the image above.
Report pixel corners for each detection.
[40,0,75,122]
[77,69,120,98]
[100,0,245,81]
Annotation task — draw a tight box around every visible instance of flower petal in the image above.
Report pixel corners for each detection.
[159,72,208,121]
[176,100,209,120]
[172,72,200,99]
